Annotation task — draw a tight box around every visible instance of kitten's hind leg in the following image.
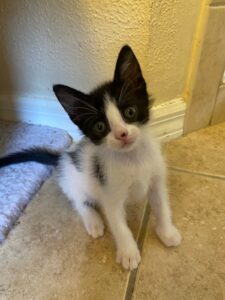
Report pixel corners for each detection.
[76,200,105,239]
[148,177,181,247]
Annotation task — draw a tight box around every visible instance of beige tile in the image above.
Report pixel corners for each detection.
[184,7,225,133]
[133,171,225,300]
[0,177,146,300]
[165,122,225,177]
[211,84,225,125]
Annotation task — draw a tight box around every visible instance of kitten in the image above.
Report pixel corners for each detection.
[0,45,181,270]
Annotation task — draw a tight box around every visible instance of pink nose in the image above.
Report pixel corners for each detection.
[115,129,128,141]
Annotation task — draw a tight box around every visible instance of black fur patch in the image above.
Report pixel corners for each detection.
[68,140,86,171]
[83,200,96,209]
[93,155,106,185]
[68,150,82,171]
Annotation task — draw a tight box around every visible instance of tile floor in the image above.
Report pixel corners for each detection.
[0,123,225,300]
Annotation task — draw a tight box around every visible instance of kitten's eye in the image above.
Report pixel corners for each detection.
[93,121,106,134]
[124,106,137,120]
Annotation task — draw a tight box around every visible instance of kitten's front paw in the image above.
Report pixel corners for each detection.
[116,243,141,270]
[84,212,105,239]
[156,224,181,247]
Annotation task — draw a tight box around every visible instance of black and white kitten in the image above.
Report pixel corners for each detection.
[0,45,181,270]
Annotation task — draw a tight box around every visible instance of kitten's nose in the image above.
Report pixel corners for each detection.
[115,129,128,141]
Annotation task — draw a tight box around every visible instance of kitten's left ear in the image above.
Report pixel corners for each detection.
[114,45,146,87]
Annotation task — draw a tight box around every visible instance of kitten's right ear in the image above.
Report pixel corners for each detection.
[53,84,90,122]
[114,45,145,86]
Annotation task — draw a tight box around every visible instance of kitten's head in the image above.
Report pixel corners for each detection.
[53,45,152,152]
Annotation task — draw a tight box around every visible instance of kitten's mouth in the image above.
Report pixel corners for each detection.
[108,136,138,151]
[120,138,136,149]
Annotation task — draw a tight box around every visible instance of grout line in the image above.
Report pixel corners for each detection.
[124,164,225,300]
[123,162,225,299]
[209,3,225,7]
[124,201,151,300]
[168,166,225,181]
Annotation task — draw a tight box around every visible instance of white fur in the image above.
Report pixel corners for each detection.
[57,98,181,270]
[104,96,140,151]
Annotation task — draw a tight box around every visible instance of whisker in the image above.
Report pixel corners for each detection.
[73,106,97,114]
[119,75,142,105]
[118,82,127,105]
[60,102,75,110]
[60,102,97,115]
[122,86,142,101]
[76,98,98,112]
[83,115,97,126]
[119,79,135,105]
[122,81,132,98]
[76,112,96,117]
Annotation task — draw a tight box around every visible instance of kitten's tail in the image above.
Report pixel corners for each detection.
[0,148,60,168]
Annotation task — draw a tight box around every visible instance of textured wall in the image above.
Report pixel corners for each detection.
[0,0,202,104]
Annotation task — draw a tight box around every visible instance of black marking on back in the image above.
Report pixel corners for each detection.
[83,200,96,209]
[93,155,106,185]
[68,139,87,172]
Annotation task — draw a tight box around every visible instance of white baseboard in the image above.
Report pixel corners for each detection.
[0,96,186,142]
[151,98,186,142]
[0,96,82,140]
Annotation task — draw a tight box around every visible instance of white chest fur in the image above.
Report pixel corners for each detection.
[101,133,161,201]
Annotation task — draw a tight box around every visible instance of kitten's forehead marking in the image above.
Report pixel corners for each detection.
[104,93,126,130]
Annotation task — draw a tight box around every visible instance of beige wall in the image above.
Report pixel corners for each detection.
[184,0,225,133]
[0,0,202,104]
